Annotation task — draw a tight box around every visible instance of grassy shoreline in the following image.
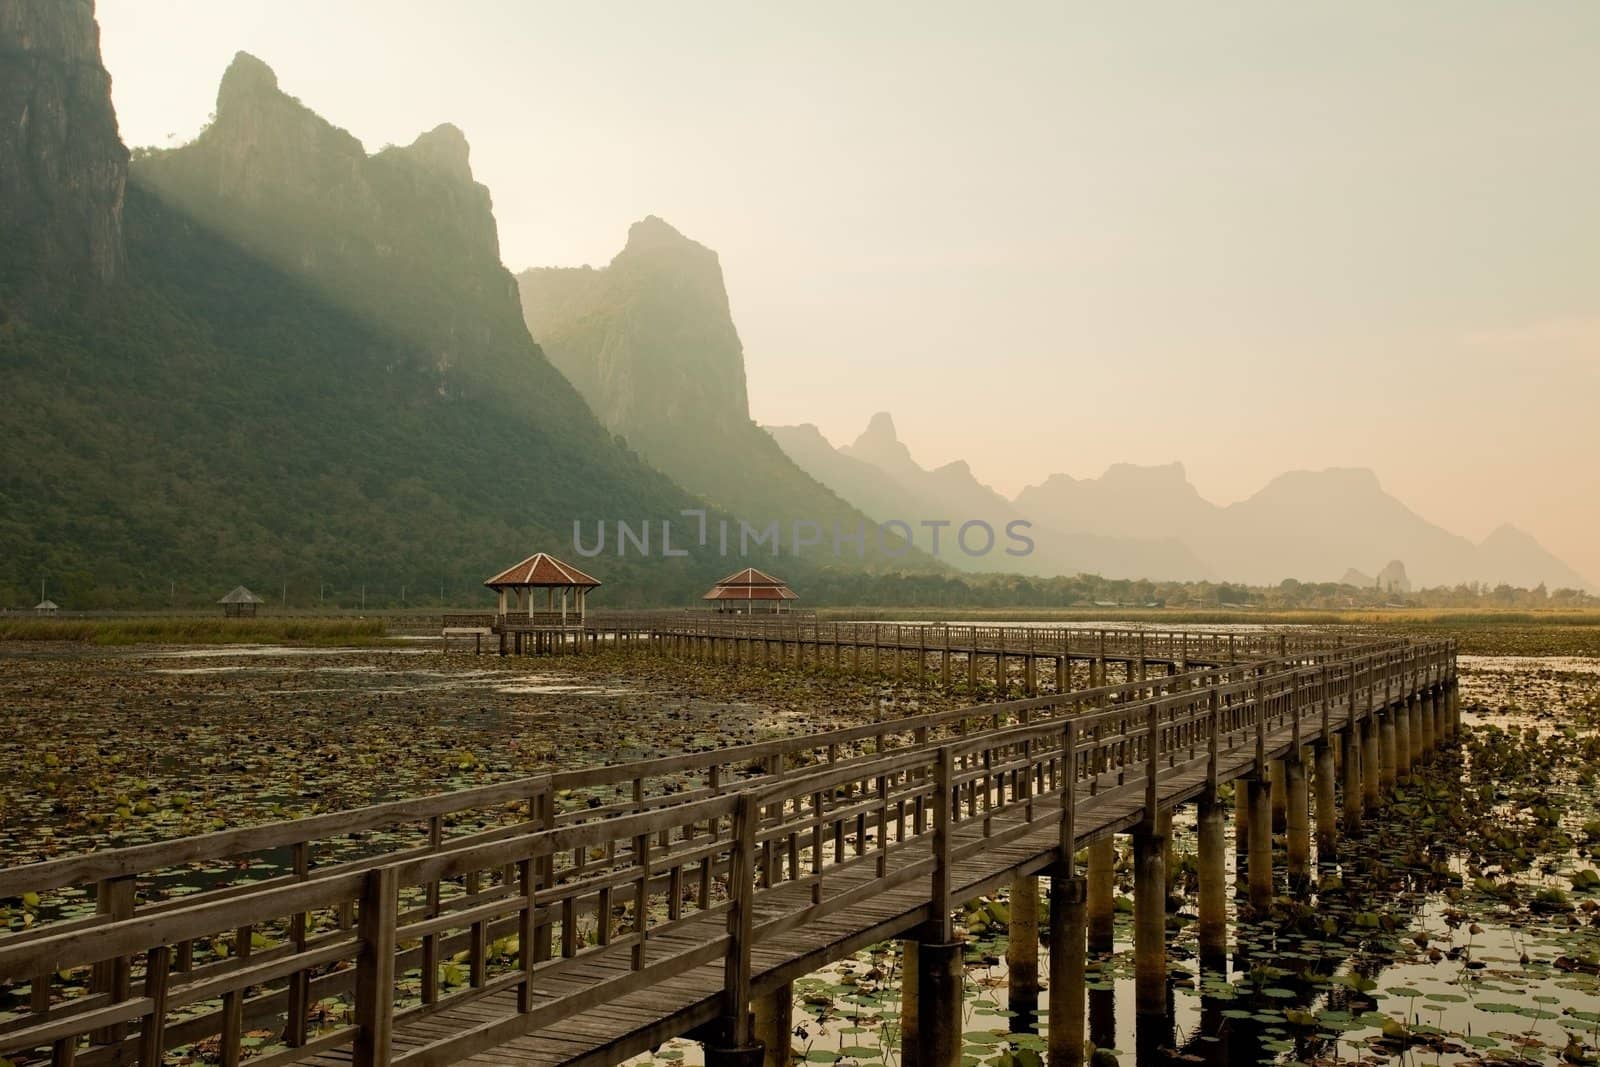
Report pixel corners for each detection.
[0,616,393,646]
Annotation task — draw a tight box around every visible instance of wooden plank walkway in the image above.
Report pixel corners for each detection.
[300,690,1337,1067]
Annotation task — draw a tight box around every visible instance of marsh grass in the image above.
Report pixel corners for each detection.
[0,616,391,646]
[817,607,1600,655]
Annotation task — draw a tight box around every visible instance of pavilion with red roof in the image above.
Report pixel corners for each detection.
[702,567,799,614]
[484,552,601,626]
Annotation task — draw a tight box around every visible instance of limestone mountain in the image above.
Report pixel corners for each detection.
[0,27,738,606]
[0,0,126,312]
[132,53,577,419]
[517,221,924,567]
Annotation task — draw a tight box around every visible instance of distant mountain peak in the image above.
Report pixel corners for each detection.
[217,51,280,110]
[1099,461,1192,488]
[404,123,473,183]
[625,214,689,248]
[844,412,921,476]
[861,411,898,440]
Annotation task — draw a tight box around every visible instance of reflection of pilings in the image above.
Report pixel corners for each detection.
[1248,777,1273,908]
[1007,874,1039,1026]
[1314,741,1337,861]
[1197,793,1227,969]
[1048,873,1086,1067]
[1086,838,1115,954]
[1234,790,1249,897]
[1341,726,1362,834]
[1088,985,1115,1054]
[752,983,792,1067]
[1133,820,1167,1016]
[1135,982,1175,1065]
[912,938,964,1067]
[900,939,918,1054]
[1286,754,1310,886]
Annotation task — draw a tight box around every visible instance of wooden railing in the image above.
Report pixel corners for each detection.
[589,615,1329,664]
[0,638,1454,1067]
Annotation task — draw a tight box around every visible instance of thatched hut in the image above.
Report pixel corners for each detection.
[218,586,265,618]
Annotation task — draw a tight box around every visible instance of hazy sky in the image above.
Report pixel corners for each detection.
[99,2,1599,583]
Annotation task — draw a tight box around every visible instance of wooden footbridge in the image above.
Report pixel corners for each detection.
[449,613,1330,694]
[0,626,1457,1067]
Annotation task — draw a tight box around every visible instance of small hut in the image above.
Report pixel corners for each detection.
[483,553,600,626]
[702,567,798,614]
[218,586,265,618]
[33,599,58,616]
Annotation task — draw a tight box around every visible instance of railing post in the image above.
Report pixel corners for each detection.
[90,875,135,1046]
[716,794,760,1057]
[932,747,954,943]
[1145,700,1159,818]
[353,867,397,1067]
[1059,721,1077,869]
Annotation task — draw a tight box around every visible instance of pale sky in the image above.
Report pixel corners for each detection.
[98,1,1599,584]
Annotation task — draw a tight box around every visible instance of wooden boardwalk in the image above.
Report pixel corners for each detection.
[449,612,1338,695]
[0,630,1455,1067]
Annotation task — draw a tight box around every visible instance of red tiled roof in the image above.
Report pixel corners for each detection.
[483,553,601,589]
[713,567,789,588]
[703,584,799,601]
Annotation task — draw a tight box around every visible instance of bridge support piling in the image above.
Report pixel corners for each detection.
[1133,821,1166,1017]
[1394,703,1411,784]
[706,1038,765,1067]
[1247,777,1273,908]
[1420,690,1436,755]
[1379,711,1397,792]
[1408,695,1423,766]
[1341,727,1362,834]
[1314,741,1337,861]
[1048,873,1087,1067]
[1362,715,1381,810]
[1285,754,1310,887]
[752,984,792,1067]
[1269,759,1287,832]
[1086,839,1115,953]
[1197,793,1227,969]
[1007,874,1040,1024]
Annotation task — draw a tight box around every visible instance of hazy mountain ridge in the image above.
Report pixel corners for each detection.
[516,220,931,569]
[776,415,1593,590]
[771,414,1213,581]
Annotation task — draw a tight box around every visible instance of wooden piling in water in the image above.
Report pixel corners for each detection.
[1133,820,1166,1016]
[1086,838,1115,953]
